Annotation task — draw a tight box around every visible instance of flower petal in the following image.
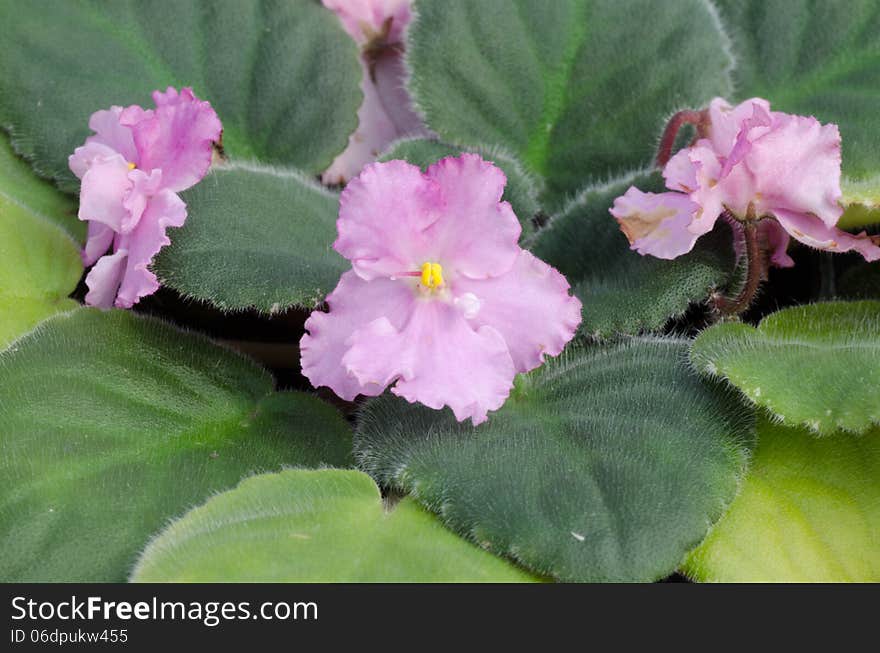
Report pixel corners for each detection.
[706,97,771,157]
[773,209,880,262]
[757,219,794,268]
[321,60,401,186]
[453,250,581,373]
[86,106,138,164]
[334,159,442,279]
[114,189,187,308]
[300,271,416,400]
[610,187,701,259]
[82,221,115,267]
[423,154,522,279]
[77,154,133,232]
[322,0,412,45]
[84,248,128,308]
[343,300,515,425]
[747,114,843,229]
[122,87,221,192]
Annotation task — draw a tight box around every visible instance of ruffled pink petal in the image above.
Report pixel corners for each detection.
[773,209,880,262]
[686,143,734,234]
[453,250,581,373]
[300,270,416,400]
[373,50,428,138]
[121,168,163,234]
[423,154,522,279]
[663,147,699,193]
[342,300,515,425]
[720,101,772,178]
[610,187,701,259]
[706,97,771,156]
[322,0,412,45]
[77,154,133,232]
[84,248,128,308]
[757,219,795,268]
[122,87,221,193]
[747,114,842,228]
[85,106,138,164]
[114,189,187,308]
[82,221,115,267]
[334,159,442,279]
[69,141,119,180]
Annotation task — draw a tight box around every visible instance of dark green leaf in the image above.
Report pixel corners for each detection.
[0,308,352,581]
[355,339,754,582]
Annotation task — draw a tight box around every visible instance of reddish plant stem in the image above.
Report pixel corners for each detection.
[714,218,765,316]
[655,110,704,168]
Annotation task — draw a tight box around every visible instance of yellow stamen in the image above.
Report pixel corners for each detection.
[127,161,136,170]
[420,262,444,289]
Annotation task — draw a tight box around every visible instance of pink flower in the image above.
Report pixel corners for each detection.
[321,0,429,185]
[301,154,582,425]
[69,87,222,308]
[611,97,880,264]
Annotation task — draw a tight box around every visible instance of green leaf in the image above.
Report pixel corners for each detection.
[530,172,735,337]
[380,138,541,238]
[0,136,82,349]
[0,133,82,241]
[0,308,352,581]
[407,0,732,206]
[355,339,754,582]
[153,162,347,312]
[714,0,880,183]
[0,0,362,188]
[690,301,880,435]
[839,177,880,230]
[683,417,880,582]
[132,469,537,582]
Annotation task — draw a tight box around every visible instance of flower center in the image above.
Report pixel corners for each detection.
[420,262,444,289]
[127,161,136,170]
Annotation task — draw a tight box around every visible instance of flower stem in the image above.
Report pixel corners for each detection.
[655,110,705,168]
[714,219,764,316]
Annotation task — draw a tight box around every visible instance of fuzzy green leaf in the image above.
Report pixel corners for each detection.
[380,138,541,238]
[530,173,735,337]
[0,309,352,581]
[0,0,361,188]
[355,339,754,582]
[0,136,82,349]
[132,469,537,582]
[407,0,732,206]
[690,301,880,435]
[715,0,880,183]
[684,417,880,582]
[153,162,347,312]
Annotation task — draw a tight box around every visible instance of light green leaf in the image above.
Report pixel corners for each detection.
[530,172,735,337]
[0,308,352,581]
[690,301,880,435]
[380,137,541,238]
[154,162,347,312]
[839,177,880,230]
[0,136,82,349]
[355,339,754,582]
[407,0,732,206]
[684,417,880,582]
[0,0,362,188]
[715,0,880,183]
[132,469,537,582]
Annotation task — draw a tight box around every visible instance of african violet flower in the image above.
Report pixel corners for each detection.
[321,0,428,185]
[301,154,582,425]
[69,87,222,308]
[611,97,880,265]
